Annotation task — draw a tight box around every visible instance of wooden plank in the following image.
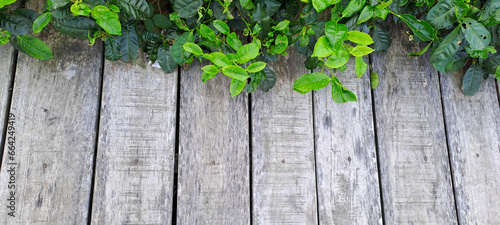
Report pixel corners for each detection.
[0,45,16,151]
[0,31,102,223]
[371,22,457,224]
[177,60,250,224]
[440,69,500,224]
[313,59,382,224]
[90,59,178,224]
[252,49,318,224]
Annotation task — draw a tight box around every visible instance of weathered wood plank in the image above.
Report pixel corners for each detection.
[314,59,382,224]
[371,22,457,224]
[0,31,102,223]
[440,70,500,224]
[0,45,16,153]
[177,61,250,224]
[90,59,178,224]
[252,49,318,224]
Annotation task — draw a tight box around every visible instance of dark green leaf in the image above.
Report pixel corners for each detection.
[430,26,462,73]
[331,76,357,103]
[462,18,491,50]
[482,53,500,74]
[115,0,152,19]
[157,44,178,73]
[171,32,194,65]
[398,14,435,41]
[174,0,203,18]
[17,35,53,60]
[105,35,121,61]
[51,0,71,9]
[372,25,391,52]
[118,25,139,62]
[145,18,155,32]
[293,72,331,94]
[246,71,262,93]
[480,0,500,27]
[260,66,276,91]
[462,64,485,95]
[426,1,455,29]
[0,13,32,35]
[53,17,99,39]
[153,14,173,29]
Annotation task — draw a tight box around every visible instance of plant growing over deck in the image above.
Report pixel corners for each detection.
[1,0,499,101]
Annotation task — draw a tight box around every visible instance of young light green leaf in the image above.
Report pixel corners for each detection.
[376,0,392,9]
[199,24,216,40]
[227,32,242,51]
[222,65,250,80]
[92,5,121,35]
[0,0,17,8]
[312,36,334,57]
[33,12,52,34]
[202,65,219,74]
[240,0,255,10]
[293,72,332,94]
[325,21,348,48]
[349,46,374,57]
[236,43,260,64]
[204,52,230,67]
[462,64,485,95]
[172,32,194,65]
[355,56,367,78]
[0,30,10,45]
[398,14,435,41]
[342,0,365,18]
[274,20,290,31]
[357,5,374,24]
[462,19,491,50]
[347,31,374,44]
[246,62,267,73]
[16,35,53,60]
[230,78,246,97]
[325,47,349,68]
[183,42,203,55]
[108,4,120,12]
[331,76,357,103]
[408,41,432,56]
[213,20,230,34]
[430,26,462,73]
[202,72,216,82]
[371,72,379,89]
[71,3,90,16]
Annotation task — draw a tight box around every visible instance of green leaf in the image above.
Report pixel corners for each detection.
[376,0,392,9]
[172,32,194,65]
[274,20,290,31]
[236,43,260,64]
[16,35,53,60]
[240,0,255,9]
[260,66,276,91]
[247,62,267,73]
[371,72,379,89]
[374,8,389,19]
[430,26,462,73]
[153,14,173,29]
[0,13,32,35]
[426,1,455,29]
[105,35,121,61]
[199,24,216,41]
[174,0,203,18]
[246,71,263,93]
[331,76,357,103]
[71,3,91,17]
[0,30,10,45]
[183,42,203,55]
[108,4,120,12]
[0,0,17,8]
[462,64,485,95]
[462,19,491,50]
[202,64,218,74]
[293,72,332,94]
[33,13,52,34]
[349,46,374,57]
[213,20,230,34]
[115,0,151,19]
[118,25,139,62]
[204,52,230,67]
[92,5,121,35]
[372,25,391,52]
[398,14,435,41]
[157,44,178,73]
[408,41,432,56]
[227,32,242,51]
[342,0,365,18]
[202,72,216,82]
[357,5,374,24]
[325,21,348,49]
[312,36,334,57]
[325,47,349,68]
[347,31,374,45]
[53,17,99,39]
[480,0,500,27]
[355,56,367,78]
[312,0,339,13]
[230,78,246,97]
[222,65,250,80]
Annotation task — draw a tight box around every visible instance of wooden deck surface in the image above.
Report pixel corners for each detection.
[0,21,499,225]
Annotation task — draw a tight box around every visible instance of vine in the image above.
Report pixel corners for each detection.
[1,0,499,101]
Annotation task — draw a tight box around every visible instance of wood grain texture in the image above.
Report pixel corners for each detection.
[252,49,318,224]
[314,59,382,225]
[440,70,500,224]
[371,22,457,224]
[0,31,102,224]
[177,61,250,224]
[0,45,16,151]
[90,59,178,224]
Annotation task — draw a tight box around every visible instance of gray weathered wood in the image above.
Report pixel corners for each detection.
[440,69,500,224]
[177,61,250,224]
[252,49,318,224]
[0,31,102,224]
[0,45,16,150]
[371,22,457,224]
[91,59,178,224]
[314,59,382,224]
